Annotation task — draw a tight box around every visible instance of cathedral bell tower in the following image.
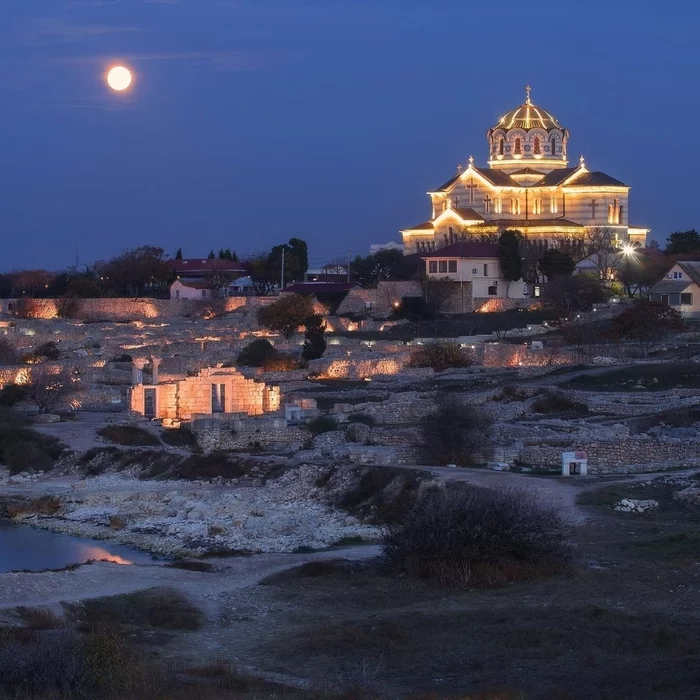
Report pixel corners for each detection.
[487,86,570,173]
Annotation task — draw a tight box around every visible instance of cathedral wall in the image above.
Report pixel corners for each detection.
[563,191,630,228]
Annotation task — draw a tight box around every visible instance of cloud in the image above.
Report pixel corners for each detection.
[29,17,143,44]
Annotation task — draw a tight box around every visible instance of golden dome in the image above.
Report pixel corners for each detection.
[494,86,563,132]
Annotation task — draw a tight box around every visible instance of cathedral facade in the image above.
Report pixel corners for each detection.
[401,88,649,254]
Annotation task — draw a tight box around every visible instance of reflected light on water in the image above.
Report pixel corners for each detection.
[82,546,133,565]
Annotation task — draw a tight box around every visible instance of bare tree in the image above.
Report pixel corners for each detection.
[583,226,624,282]
[24,365,80,413]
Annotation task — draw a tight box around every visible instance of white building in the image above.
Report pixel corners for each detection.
[170,279,215,300]
[421,242,528,300]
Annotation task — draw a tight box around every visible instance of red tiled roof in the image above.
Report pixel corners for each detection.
[174,279,215,290]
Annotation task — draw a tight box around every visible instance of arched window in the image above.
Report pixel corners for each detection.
[510,198,520,215]
[533,198,543,215]
[499,138,505,156]
[550,196,558,214]
[533,137,541,155]
[619,205,624,225]
[514,138,522,155]
[550,136,557,156]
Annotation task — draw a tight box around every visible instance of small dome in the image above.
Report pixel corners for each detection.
[493,86,563,132]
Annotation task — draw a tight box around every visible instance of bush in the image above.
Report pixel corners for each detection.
[531,390,588,415]
[257,293,315,338]
[34,342,61,361]
[0,383,28,407]
[109,353,133,363]
[5,441,54,473]
[160,426,198,449]
[384,485,573,586]
[235,339,278,367]
[419,395,492,466]
[97,425,161,447]
[308,415,338,436]
[261,353,304,371]
[0,422,64,474]
[0,337,19,365]
[408,341,473,372]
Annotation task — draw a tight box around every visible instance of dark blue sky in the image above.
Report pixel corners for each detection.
[1,0,697,270]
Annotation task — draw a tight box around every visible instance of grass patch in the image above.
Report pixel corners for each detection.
[14,607,65,630]
[97,425,161,447]
[0,420,65,474]
[631,533,700,561]
[66,587,203,632]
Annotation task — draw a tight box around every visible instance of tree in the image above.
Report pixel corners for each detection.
[583,226,624,282]
[95,246,170,297]
[497,229,523,296]
[665,230,700,256]
[301,314,327,361]
[538,249,576,280]
[24,365,79,414]
[610,300,684,357]
[236,339,279,367]
[351,249,408,288]
[244,253,278,294]
[617,252,669,298]
[544,274,609,317]
[418,395,492,466]
[423,277,456,316]
[218,249,234,261]
[208,250,215,259]
[175,248,183,260]
[257,293,315,338]
[288,238,309,277]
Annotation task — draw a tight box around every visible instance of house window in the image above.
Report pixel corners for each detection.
[673,271,683,279]
[448,260,457,273]
[533,197,543,215]
[428,261,438,274]
[514,138,522,155]
[550,196,558,214]
[499,138,505,156]
[488,284,498,296]
[550,136,557,155]
[608,199,620,224]
[510,198,520,215]
[681,293,693,305]
[439,261,448,274]
[174,289,180,300]
[533,137,541,154]
[483,264,488,276]
[201,289,207,298]
[472,268,478,274]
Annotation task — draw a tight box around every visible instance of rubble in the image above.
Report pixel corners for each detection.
[613,498,659,513]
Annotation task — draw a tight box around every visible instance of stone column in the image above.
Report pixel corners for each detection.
[132,358,148,386]
[151,356,163,385]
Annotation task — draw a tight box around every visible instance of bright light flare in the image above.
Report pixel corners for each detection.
[622,244,637,256]
[106,65,133,92]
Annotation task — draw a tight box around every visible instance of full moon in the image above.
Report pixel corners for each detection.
[106,66,133,92]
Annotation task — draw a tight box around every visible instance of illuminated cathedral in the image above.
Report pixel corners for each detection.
[401,87,649,253]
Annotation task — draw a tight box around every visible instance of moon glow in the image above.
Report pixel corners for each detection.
[107,66,133,92]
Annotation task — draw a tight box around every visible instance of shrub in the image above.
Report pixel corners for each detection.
[257,293,315,338]
[24,365,79,414]
[34,342,61,361]
[419,395,493,466]
[0,337,19,365]
[308,415,338,436]
[532,390,588,415]
[261,353,304,371]
[408,341,473,372]
[160,425,198,449]
[235,339,279,367]
[109,353,133,363]
[384,485,573,586]
[302,314,327,361]
[0,383,28,407]
[97,425,161,447]
[5,441,54,473]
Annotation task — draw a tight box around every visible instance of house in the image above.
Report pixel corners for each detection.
[649,261,700,316]
[170,279,215,300]
[305,264,348,283]
[422,242,528,299]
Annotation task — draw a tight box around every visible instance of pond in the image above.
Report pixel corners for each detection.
[0,521,154,573]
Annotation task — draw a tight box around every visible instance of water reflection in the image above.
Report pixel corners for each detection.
[0,521,152,573]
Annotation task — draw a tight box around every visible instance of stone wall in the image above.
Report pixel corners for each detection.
[337,282,423,319]
[475,298,539,313]
[0,297,253,322]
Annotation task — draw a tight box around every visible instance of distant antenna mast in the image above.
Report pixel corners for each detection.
[280,247,285,290]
